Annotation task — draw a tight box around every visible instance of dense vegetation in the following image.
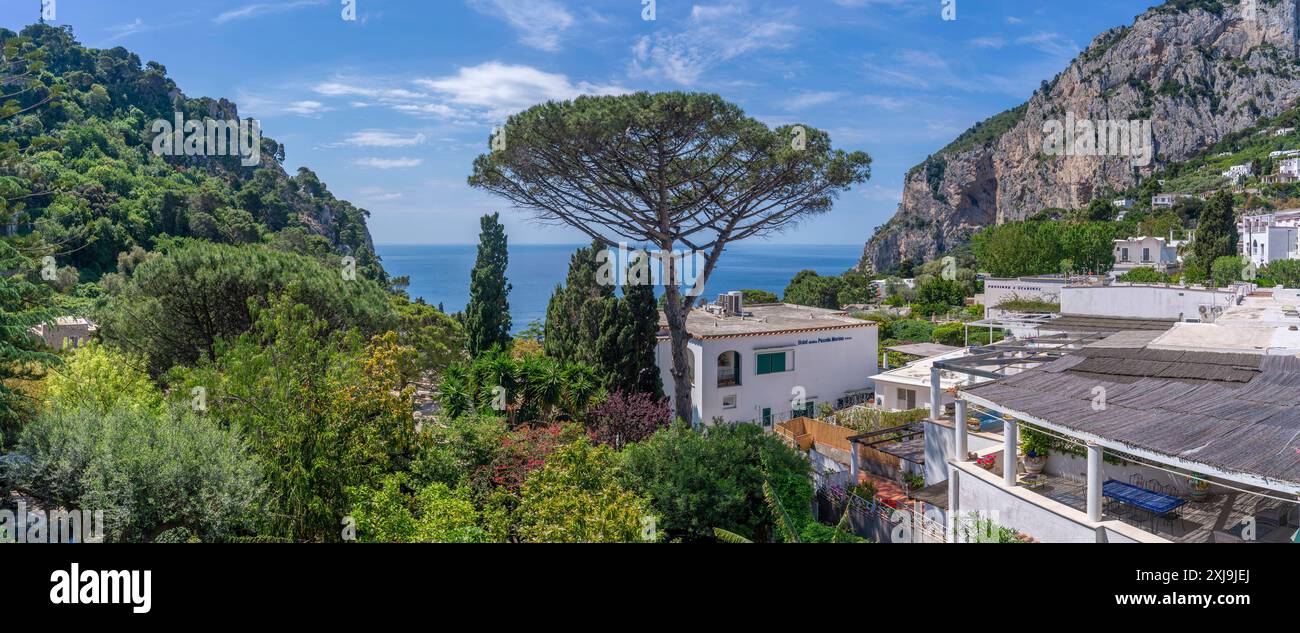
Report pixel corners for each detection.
[0,25,871,544]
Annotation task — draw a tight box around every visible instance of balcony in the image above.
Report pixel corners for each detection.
[1022,470,1296,543]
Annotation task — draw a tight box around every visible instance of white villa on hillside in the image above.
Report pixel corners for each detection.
[1111,235,1181,275]
[1151,193,1193,209]
[1239,210,1300,267]
[1221,163,1253,184]
[33,316,97,350]
[655,293,877,427]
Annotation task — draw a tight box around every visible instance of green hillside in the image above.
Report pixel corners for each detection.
[0,23,384,285]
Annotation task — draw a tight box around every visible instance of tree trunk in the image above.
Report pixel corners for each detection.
[661,266,694,425]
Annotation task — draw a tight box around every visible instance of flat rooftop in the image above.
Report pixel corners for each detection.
[1039,313,1178,334]
[662,303,874,339]
[871,348,996,390]
[1148,288,1300,354]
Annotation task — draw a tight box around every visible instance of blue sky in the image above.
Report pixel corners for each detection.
[1,0,1162,245]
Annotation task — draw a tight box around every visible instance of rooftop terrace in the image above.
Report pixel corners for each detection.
[662,303,874,339]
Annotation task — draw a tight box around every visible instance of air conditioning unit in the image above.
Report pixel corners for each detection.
[726,291,744,316]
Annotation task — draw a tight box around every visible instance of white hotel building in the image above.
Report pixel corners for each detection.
[1238,209,1300,267]
[656,293,878,427]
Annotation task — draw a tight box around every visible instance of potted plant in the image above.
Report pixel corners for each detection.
[977,454,998,471]
[902,471,925,496]
[1188,475,1211,501]
[1020,428,1051,475]
[966,414,982,432]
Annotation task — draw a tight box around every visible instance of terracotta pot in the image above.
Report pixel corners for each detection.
[1023,454,1047,475]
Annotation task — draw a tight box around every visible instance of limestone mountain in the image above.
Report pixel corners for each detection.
[862,0,1300,273]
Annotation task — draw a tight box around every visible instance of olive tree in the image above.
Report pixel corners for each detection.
[469,92,870,422]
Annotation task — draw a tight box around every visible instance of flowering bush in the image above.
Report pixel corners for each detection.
[585,390,671,450]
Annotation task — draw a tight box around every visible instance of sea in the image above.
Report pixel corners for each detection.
[377,242,863,333]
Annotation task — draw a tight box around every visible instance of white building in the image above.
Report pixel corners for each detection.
[871,348,989,413]
[870,277,915,299]
[1221,163,1253,184]
[1060,283,1243,322]
[655,293,878,427]
[974,276,1069,317]
[1267,149,1300,159]
[1111,198,1135,208]
[1239,209,1300,267]
[1111,236,1180,274]
[1151,193,1192,209]
[32,316,97,350]
[1265,157,1300,184]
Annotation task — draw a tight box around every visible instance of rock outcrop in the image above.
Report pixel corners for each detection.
[862,0,1300,272]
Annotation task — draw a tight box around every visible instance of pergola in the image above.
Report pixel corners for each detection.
[941,339,1300,531]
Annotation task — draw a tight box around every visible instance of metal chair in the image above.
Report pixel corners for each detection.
[1129,474,1145,487]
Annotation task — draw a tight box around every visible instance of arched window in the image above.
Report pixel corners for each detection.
[717,351,741,387]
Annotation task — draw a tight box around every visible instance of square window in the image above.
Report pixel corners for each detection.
[722,395,737,409]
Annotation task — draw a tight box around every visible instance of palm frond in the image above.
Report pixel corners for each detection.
[763,481,800,543]
[712,527,753,544]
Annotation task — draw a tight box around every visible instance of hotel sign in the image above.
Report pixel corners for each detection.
[797,335,852,346]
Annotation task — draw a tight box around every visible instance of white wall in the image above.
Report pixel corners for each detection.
[977,278,1067,312]
[873,377,929,412]
[951,460,1170,543]
[1061,285,1233,321]
[923,421,1002,486]
[657,324,878,425]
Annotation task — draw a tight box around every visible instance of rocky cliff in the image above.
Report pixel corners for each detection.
[862,0,1300,273]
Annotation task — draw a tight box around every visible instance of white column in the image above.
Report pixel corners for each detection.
[929,366,942,420]
[1003,418,1018,487]
[955,399,968,461]
[849,440,859,484]
[1087,442,1102,523]
[947,468,960,543]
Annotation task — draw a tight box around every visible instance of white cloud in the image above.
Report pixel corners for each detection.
[214,0,326,25]
[630,2,799,86]
[470,0,575,51]
[860,95,907,111]
[784,91,845,110]
[312,82,424,100]
[358,187,405,200]
[354,157,425,169]
[286,100,330,116]
[104,19,146,42]
[969,36,1006,49]
[1016,32,1078,58]
[344,130,428,147]
[414,62,626,119]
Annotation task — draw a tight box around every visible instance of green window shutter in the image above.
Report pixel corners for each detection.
[756,352,788,375]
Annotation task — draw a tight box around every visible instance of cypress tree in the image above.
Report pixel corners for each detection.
[621,280,663,398]
[464,213,512,357]
[543,242,612,363]
[544,243,662,397]
[1194,190,1238,266]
